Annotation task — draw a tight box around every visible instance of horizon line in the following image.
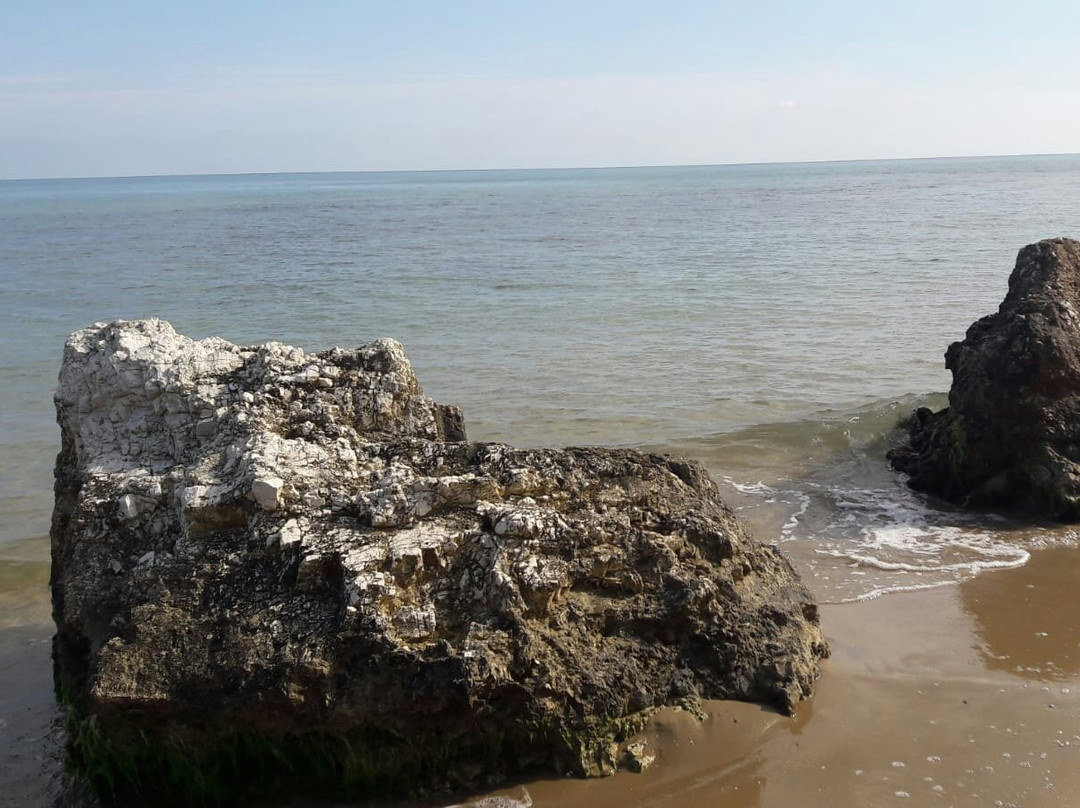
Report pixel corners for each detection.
[2,150,1078,184]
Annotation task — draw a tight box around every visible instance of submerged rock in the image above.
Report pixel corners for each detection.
[51,319,827,803]
[445,788,533,808]
[620,739,656,773]
[890,238,1080,519]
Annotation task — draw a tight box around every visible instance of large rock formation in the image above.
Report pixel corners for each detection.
[890,238,1080,519]
[51,319,827,804]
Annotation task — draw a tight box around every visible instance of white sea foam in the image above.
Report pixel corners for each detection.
[725,471,1046,601]
[833,549,1029,575]
[721,476,813,544]
[832,580,961,604]
[781,489,811,536]
[724,479,776,497]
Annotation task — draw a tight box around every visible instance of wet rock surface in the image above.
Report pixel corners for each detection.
[51,319,827,803]
[890,238,1080,519]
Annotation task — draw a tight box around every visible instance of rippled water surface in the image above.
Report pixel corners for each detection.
[3,156,1080,601]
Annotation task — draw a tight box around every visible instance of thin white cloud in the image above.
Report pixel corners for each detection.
[0,72,82,87]
[1,69,1078,178]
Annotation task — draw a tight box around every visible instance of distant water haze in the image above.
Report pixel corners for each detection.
[3,155,1080,602]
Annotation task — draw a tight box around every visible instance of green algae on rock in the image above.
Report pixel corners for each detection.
[51,319,827,804]
[890,238,1080,520]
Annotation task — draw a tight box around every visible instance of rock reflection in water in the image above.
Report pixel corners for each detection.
[960,544,1080,680]
[475,704,771,808]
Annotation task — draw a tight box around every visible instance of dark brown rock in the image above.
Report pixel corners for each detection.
[51,319,827,804]
[890,238,1080,519]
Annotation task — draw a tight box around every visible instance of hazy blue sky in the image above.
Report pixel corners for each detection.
[3,1,1079,178]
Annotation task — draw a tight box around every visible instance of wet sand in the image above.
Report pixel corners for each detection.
[3,541,1080,807]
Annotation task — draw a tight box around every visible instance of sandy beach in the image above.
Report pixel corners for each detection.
[3,538,1078,807]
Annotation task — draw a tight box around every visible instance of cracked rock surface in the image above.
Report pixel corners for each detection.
[51,318,827,803]
[890,238,1080,519]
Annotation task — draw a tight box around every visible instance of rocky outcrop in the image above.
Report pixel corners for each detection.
[890,238,1080,519]
[51,319,827,804]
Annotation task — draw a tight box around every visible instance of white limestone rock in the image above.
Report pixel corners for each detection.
[51,318,825,804]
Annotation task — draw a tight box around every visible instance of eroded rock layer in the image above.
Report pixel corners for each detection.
[51,319,826,803]
[890,238,1080,519]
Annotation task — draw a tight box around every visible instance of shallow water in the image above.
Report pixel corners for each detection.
[4,156,1080,602]
[684,394,1058,603]
[4,157,1080,804]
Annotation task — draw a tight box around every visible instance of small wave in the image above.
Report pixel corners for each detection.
[829,579,960,604]
[701,392,1079,602]
[781,491,811,535]
[691,392,948,482]
[827,547,1030,574]
[816,481,1033,594]
[719,477,810,543]
[723,479,775,497]
[716,448,1047,602]
[718,392,946,446]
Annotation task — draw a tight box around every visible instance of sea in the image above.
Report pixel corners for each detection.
[3,155,1080,621]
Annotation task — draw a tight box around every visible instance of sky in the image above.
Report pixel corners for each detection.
[2,0,1079,179]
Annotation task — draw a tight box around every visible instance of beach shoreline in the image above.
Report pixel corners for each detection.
[3,538,1079,807]
[434,542,1080,808]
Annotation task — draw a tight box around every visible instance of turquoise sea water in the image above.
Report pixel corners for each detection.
[3,156,1080,609]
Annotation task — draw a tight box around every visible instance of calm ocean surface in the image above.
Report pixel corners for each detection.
[3,156,1080,607]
